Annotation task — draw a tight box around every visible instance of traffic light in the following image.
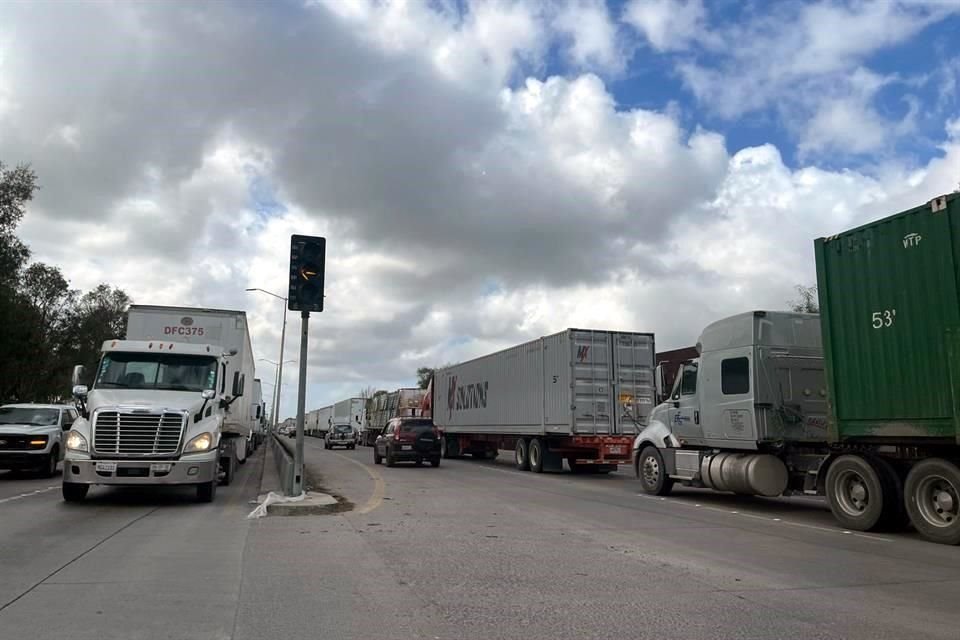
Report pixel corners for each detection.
[288,235,326,312]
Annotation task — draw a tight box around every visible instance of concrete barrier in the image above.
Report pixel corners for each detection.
[272,434,295,496]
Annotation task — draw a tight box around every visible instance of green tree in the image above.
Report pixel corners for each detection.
[416,367,435,389]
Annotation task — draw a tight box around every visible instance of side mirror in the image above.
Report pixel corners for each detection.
[72,384,89,399]
[201,389,216,400]
[72,365,87,387]
[232,371,243,397]
[256,405,262,419]
[654,364,664,400]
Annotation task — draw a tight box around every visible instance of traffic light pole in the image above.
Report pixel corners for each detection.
[292,310,309,496]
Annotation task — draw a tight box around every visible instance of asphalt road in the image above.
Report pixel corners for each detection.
[2,437,960,640]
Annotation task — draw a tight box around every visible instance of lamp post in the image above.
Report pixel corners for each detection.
[246,288,288,433]
[259,358,294,427]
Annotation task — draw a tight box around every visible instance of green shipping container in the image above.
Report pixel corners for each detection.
[815,192,960,445]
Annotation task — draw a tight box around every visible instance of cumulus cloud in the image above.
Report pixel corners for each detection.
[2,1,959,416]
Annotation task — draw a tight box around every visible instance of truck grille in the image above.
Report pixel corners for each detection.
[93,411,185,456]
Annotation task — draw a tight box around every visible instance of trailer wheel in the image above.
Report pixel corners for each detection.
[870,456,909,531]
[636,446,673,496]
[221,455,235,486]
[515,439,530,471]
[904,459,960,545]
[529,439,544,473]
[825,455,886,531]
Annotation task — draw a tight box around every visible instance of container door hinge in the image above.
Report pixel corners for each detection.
[931,195,948,213]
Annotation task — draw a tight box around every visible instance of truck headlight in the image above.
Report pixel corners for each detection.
[184,432,214,453]
[66,430,88,453]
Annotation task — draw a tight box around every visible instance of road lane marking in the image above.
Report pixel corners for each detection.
[637,494,894,542]
[0,485,58,505]
[327,450,385,515]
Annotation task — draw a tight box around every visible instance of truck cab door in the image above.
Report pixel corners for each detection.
[666,363,703,442]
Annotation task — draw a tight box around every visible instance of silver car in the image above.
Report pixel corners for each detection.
[0,404,77,477]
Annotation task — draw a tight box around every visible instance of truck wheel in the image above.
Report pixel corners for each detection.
[430,457,441,468]
[870,456,909,530]
[385,450,396,467]
[636,446,673,496]
[221,456,235,486]
[826,455,886,531]
[40,447,59,478]
[904,459,960,545]
[515,439,530,471]
[62,482,88,502]
[196,479,217,503]
[529,439,544,473]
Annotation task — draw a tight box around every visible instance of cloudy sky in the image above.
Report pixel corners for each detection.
[2,0,959,418]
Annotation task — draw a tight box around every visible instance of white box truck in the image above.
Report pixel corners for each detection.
[433,329,655,473]
[63,305,258,503]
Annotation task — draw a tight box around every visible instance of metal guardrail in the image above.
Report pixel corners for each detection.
[272,434,295,496]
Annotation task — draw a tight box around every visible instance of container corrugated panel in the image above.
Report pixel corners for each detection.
[815,192,960,443]
[434,328,654,436]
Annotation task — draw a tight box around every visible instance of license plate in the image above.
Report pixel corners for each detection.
[401,445,412,451]
[96,462,117,473]
[150,463,172,473]
[607,445,624,455]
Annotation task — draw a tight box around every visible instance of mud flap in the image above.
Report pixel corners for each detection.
[542,445,564,472]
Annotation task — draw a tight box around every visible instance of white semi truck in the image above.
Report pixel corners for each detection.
[63,305,257,503]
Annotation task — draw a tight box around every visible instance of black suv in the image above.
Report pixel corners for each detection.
[374,418,441,467]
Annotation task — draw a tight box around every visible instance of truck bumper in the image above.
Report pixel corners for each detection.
[63,453,218,486]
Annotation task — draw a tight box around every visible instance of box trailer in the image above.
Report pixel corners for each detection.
[333,397,366,439]
[433,328,655,473]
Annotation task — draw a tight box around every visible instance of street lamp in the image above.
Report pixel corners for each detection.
[247,288,289,434]
[259,358,295,425]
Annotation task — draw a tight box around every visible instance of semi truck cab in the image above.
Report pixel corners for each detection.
[635,311,828,497]
[63,339,247,503]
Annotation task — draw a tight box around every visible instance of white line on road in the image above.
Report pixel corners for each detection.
[637,494,894,542]
[0,486,58,505]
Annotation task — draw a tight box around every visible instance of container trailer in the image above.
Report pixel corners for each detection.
[433,329,656,473]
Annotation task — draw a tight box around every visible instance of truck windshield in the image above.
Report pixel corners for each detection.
[95,352,218,392]
[0,407,59,426]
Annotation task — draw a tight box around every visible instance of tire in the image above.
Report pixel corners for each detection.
[636,446,673,496]
[374,449,382,465]
[870,455,909,530]
[196,479,217,503]
[40,447,59,478]
[441,436,461,459]
[825,454,886,531]
[62,482,88,502]
[529,438,544,473]
[385,450,396,467]
[904,458,960,545]
[430,457,441,468]
[221,456,235,486]
[515,439,530,471]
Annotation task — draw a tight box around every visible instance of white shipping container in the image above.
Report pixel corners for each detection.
[434,329,654,437]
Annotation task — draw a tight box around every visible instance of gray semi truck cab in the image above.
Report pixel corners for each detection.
[635,311,828,497]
